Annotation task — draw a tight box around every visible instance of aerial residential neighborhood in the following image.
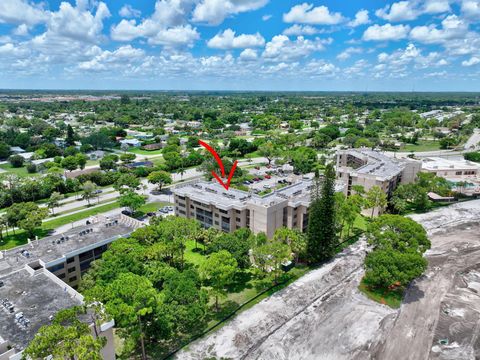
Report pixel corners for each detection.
[1,1,480,360]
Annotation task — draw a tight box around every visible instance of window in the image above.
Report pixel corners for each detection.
[79,250,93,263]
[236,217,241,223]
[58,273,66,279]
[219,209,228,214]
[48,263,64,273]
[67,267,76,274]
[66,257,75,264]
[69,276,77,282]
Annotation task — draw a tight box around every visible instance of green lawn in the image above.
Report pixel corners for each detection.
[150,157,166,167]
[0,201,121,250]
[138,202,169,212]
[402,140,441,152]
[0,163,41,177]
[55,198,118,216]
[150,240,311,358]
[128,148,164,156]
[358,278,403,309]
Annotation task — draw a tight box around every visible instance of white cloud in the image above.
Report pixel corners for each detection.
[348,9,370,27]
[262,35,331,62]
[462,56,480,66]
[13,24,29,36]
[363,24,410,41]
[0,0,49,26]
[40,1,111,44]
[376,1,418,22]
[283,3,345,25]
[376,0,451,22]
[376,43,448,78]
[262,14,272,21]
[303,59,339,77]
[192,0,268,25]
[424,0,451,14]
[119,4,141,18]
[78,45,145,71]
[239,48,258,61]
[461,0,480,18]
[207,29,265,49]
[337,47,363,61]
[410,15,469,44]
[111,0,199,47]
[148,25,200,46]
[283,24,319,36]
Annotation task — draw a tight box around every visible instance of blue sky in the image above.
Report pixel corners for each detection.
[0,0,479,91]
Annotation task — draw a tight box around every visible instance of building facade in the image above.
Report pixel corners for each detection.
[173,180,343,238]
[336,148,421,198]
[421,157,479,179]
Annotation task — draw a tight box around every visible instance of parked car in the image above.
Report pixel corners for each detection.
[121,210,133,216]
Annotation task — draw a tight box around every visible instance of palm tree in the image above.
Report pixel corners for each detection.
[179,167,186,181]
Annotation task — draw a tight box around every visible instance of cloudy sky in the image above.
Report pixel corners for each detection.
[0,0,479,91]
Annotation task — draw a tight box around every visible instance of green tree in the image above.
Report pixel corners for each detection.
[257,141,279,165]
[273,227,306,263]
[120,152,136,164]
[119,191,146,214]
[18,207,49,239]
[365,215,430,289]
[366,185,387,217]
[147,170,172,192]
[253,241,291,284]
[22,306,105,360]
[6,202,43,235]
[81,181,98,206]
[306,164,338,263]
[103,273,159,360]
[61,156,79,172]
[114,173,140,194]
[47,191,63,215]
[99,155,118,171]
[0,142,11,160]
[199,250,238,310]
[66,124,76,147]
[76,153,88,170]
[364,250,427,288]
[9,154,24,168]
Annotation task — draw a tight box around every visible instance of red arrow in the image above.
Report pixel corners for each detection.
[199,140,238,190]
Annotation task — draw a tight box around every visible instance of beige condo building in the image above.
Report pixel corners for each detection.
[173,179,344,238]
[336,148,421,197]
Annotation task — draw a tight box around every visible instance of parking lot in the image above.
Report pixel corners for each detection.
[243,165,313,194]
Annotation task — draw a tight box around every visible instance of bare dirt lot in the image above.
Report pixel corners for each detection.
[177,201,480,360]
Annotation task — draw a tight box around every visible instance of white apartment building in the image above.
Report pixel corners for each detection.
[421,157,479,179]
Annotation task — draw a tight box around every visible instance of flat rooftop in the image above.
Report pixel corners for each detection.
[422,157,479,171]
[0,216,135,275]
[174,180,345,209]
[339,148,406,180]
[0,268,84,350]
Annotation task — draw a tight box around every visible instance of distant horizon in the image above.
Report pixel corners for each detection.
[1,89,480,94]
[1,1,480,91]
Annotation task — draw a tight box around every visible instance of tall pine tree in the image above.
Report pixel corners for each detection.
[306,163,338,263]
